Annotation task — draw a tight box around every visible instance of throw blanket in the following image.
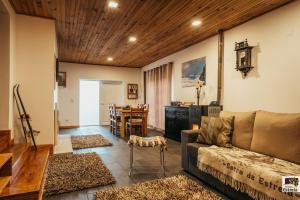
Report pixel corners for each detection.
[197,146,300,200]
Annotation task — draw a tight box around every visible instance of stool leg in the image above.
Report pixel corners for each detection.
[129,144,133,176]
[160,146,165,176]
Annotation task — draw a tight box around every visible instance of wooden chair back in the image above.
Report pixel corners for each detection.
[112,105,121,120]
[129,107,145,124]
[137,104,149,111]
[109,104,115,119]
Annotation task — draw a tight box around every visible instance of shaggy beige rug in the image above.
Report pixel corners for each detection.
[95,175,223,200]
[71,134,112,149]
[44,152,116,196]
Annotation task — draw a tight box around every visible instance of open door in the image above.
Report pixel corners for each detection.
[100,81,123,125]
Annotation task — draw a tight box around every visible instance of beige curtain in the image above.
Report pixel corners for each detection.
[145,62,172,130]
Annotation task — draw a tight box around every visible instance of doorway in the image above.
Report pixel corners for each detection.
[79,80,100,126]
[79,80,124,126]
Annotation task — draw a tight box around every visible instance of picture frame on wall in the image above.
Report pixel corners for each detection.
[127,84,138,99]
[58,72,67,87]
[182,57,206,87]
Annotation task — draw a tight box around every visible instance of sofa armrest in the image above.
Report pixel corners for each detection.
[181,130,199,170]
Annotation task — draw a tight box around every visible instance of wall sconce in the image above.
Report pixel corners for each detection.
[235,39,254,77]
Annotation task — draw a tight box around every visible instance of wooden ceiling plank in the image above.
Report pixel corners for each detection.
[76,0,109,63]
[9,0,294,67]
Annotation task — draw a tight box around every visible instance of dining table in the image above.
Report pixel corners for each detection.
[116,108,148,138]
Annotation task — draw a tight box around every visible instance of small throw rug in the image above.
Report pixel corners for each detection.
[44,152,116,196]
[95,175,223,200]
[198,145,300,200]
[71,134,112,149]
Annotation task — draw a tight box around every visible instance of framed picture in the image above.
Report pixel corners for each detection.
[182,57,206,87]
[127,84,138,99]
[58,72,66,87]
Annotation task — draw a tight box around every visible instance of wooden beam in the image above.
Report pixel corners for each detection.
[143,71,147,104]
[217,30,224,103]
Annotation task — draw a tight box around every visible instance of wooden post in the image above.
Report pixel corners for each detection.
[143,71,146,104]
[217,30,224,103]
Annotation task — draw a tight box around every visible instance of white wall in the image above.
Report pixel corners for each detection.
[143,36,218,105]
[58,62,142,126]
[223,1,300,113]
[15,15,56,144]
[143,1,300,113]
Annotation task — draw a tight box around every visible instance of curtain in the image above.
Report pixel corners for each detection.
[145,62,172,130]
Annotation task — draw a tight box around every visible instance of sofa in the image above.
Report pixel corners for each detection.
[181,110,300,200]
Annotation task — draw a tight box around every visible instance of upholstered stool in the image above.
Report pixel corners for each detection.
[128,135,167,176]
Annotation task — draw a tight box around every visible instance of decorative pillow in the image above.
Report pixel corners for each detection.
[197,116,234,147]
[220,111,256,150]
[251,110,300,164]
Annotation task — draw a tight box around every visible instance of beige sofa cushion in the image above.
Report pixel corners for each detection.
[220,111,256,150]
[251,110,300,164]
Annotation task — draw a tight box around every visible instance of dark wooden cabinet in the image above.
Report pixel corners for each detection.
[165,105,209,141]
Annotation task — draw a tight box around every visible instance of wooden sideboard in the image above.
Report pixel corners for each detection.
[165,105,209,141]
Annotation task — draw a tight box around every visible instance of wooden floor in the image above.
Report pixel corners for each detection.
[45,126,228,200]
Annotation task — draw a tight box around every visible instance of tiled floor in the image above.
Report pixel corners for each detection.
[45,126,228,200]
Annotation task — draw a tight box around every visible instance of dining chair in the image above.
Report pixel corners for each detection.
[143,104,149,111]
[138,104,149,111]
[109,104,114,133]
[112,105,122,136]
[126,107,145,137]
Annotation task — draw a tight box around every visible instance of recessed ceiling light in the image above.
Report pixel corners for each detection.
[108,1,118,8]
[107,57,113,61]
[129,36,137,42]
[192,20,202,27]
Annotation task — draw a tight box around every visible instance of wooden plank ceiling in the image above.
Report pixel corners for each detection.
[10,0,293,68]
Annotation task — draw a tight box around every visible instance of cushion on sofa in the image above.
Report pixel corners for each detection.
[220,111,256,150]
[197,116,234,147]
[250,110,300,164]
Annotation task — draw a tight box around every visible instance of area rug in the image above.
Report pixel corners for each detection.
[94,175,223,200]
[44,152,116,196]
[71,134,112,149]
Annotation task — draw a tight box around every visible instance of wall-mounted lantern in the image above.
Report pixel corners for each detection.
[235,39,254,77]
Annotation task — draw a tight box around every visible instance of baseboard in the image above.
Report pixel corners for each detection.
[37,144,54,155]
[59,125,80,129]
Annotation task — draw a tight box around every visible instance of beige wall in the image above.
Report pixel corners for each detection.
[15,15,56,144]
[223,1,300,113]
[58,62,142,126]
[143,1,300,113]
[1,0,16,132]
[143,36,218,105]
[0,6,10,129]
